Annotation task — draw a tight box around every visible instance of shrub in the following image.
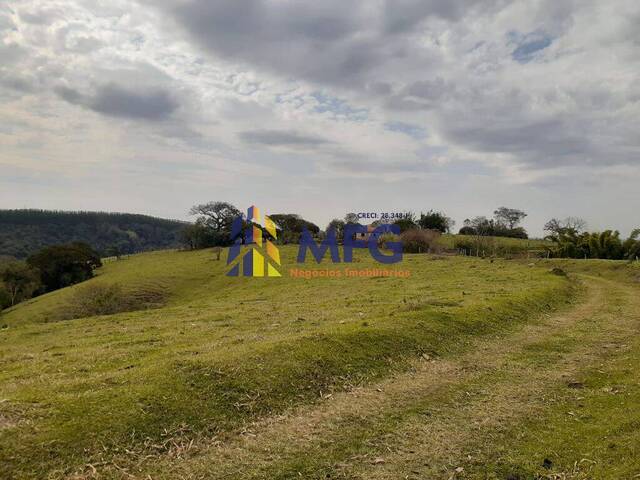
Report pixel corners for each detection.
[454,235,495,256]
[64,283,165,319]
[400,229,441,253]
[454,237,475,255]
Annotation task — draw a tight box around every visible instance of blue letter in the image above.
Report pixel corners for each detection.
[297,228,341,263]
[369,224,402,264]
[343,224,368,263]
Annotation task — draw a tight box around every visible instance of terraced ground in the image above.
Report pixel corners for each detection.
[0,248,638,479]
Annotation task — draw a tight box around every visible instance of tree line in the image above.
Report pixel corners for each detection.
[0,209,186,259]
[0,242,102,310]
[181,202,322,248]
[544,218,640,260]
[181,201,640,261]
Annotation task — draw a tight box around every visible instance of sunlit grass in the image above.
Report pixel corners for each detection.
[0,247,573,478]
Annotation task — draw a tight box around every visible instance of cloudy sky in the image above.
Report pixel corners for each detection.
[1,0,638,236]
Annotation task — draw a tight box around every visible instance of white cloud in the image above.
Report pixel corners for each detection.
[0,0,638,235]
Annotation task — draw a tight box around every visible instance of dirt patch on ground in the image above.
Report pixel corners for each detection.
[0,402,24,431]
[0,413,18,430]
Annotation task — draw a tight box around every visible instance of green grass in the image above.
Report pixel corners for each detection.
[178,272,638,480]
[458,277,640,479]
[0,247,575,478]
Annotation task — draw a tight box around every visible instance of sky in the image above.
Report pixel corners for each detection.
[1,0,638,237]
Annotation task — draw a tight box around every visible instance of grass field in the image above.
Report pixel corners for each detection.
[1,247,639,479]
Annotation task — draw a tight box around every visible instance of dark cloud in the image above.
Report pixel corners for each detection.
[381,0,498,33]
[443,118,598,167]
[55,85,84,104]
[55,83,178,121]
[0,73,37,93]
[150,0,639,175]
[239,129,331,147]
[157,0,481,87]
[90,84,178,120]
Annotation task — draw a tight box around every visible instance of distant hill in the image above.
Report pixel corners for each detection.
[0,209,188,259]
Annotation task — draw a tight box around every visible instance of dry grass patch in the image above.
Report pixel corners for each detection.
[63,282,166,320]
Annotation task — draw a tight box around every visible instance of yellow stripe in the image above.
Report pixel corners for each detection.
[252,250,264,277]
[265,215,277,238]
[266,240,281,265]
[267,263,281,277]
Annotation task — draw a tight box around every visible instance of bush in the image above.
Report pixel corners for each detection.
[400,229,441,253]
[454,237,475,255]
[64,283,166,319]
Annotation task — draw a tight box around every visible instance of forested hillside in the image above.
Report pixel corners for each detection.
[0,210,187,258]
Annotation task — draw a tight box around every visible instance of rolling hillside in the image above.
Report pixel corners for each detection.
[0,210,187,259]
[1,248,639,479]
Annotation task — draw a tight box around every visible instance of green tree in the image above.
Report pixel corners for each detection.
[418,210,454,233]
[544,217,587,239]
[181,222,219,250]
[0,262,40,306]
[459,215,527,239]
[549,229,631,260]
[326,219,346,240]
[623,229,640,260]
[187,202,243,248]
[269,214,320,244]
[393,217,418,233]
[27,242,102,292]
[344,213,360,224]
[0,287,11,310]
[493,207,527,229]
[189,202,241,232]
[105,245,122,260]
[0,209,185,259]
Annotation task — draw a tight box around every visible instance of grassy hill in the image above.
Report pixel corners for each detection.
[0,210,187,259]
[1,248,638,479]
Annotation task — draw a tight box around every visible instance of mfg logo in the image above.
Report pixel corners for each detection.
[226,206,404,278]
[298,224,402,265]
